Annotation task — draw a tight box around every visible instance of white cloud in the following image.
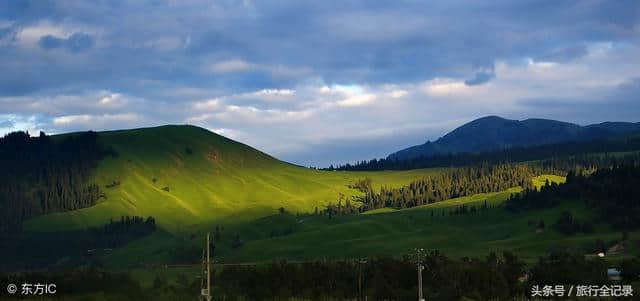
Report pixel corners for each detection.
[234,89,296,102]
[420,78,488,99]
[0,91,144,116]
[52,113,139,126]
[214,105,312,124]
[337,93,376,107]
[204,60,311,78]
[0,114,45,136]
[2,1,640,167]
[194,98,222,110]
[526,58,557,69]
[206,59,254,73]
[188,96,312,125]
[209,127,244,140]
[388,90,408,98]
[98,93,127,108]
[252,89,295,97]
[16,22,72,48]
[186,113,216,123]
[14,21,102,49]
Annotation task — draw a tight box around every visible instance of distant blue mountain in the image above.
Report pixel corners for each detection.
[388,116,640,160]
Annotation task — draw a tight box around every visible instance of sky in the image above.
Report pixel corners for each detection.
[0,1,639,167]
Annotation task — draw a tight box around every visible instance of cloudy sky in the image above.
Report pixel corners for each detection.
[1,1,639,166]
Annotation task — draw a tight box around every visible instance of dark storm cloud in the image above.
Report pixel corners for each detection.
[39,32,93,53]
[0,0,639,166]
[2,0,638,94]
[537,44,589,63]
[514,78,640,125]
[465,71,495,86]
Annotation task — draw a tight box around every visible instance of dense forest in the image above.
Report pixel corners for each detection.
[328,135,640,171]
[0,216,156,270]
[506,162,640,230]
[352,164,535,211]
[0,131,115,244]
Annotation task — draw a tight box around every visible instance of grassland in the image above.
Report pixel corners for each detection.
[219,192,636,266]
[101,173,635,269]
[21,125,635,275]
[103,176,640,289]
[24,125,446,233]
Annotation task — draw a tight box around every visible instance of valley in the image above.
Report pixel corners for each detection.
[2,121,640,300]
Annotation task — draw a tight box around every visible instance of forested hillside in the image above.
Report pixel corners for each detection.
[506,162,640,229]
[351,164,535,211]
[349,153,640,212]
[0,131,115,243]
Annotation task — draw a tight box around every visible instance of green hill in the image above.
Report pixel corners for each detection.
[20,125,637,271]
[24,125,445,233]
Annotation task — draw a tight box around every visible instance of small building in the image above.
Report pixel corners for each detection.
[608,268,621,281]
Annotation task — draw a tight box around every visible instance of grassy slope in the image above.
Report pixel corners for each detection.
[532,174,565,189]
[101,176,585,267]
[23,125,445,233]
[218,180,637,267]
[117,192,640,288]
[225,202,634,264]
[220,176,584,263]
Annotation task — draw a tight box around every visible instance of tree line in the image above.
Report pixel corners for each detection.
[0,131,115,243]
[90,216,157,248]
[212,250,618,301]
[0,216,156,270]
[327,135,640,171]
[355,164,536,211]
[336,152,640,213]
[506,162,640,230]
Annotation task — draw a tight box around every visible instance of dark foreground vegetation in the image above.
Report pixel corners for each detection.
[3,252,637,301]
[0,216,156,271]
[0,131,116,244]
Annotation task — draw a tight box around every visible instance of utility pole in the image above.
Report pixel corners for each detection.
[201,233,212,301]
[417,263,424,301]
[357,258,367,301]
[412,248,426,301]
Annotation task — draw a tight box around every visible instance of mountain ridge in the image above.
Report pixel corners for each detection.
[388,116,640,160]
